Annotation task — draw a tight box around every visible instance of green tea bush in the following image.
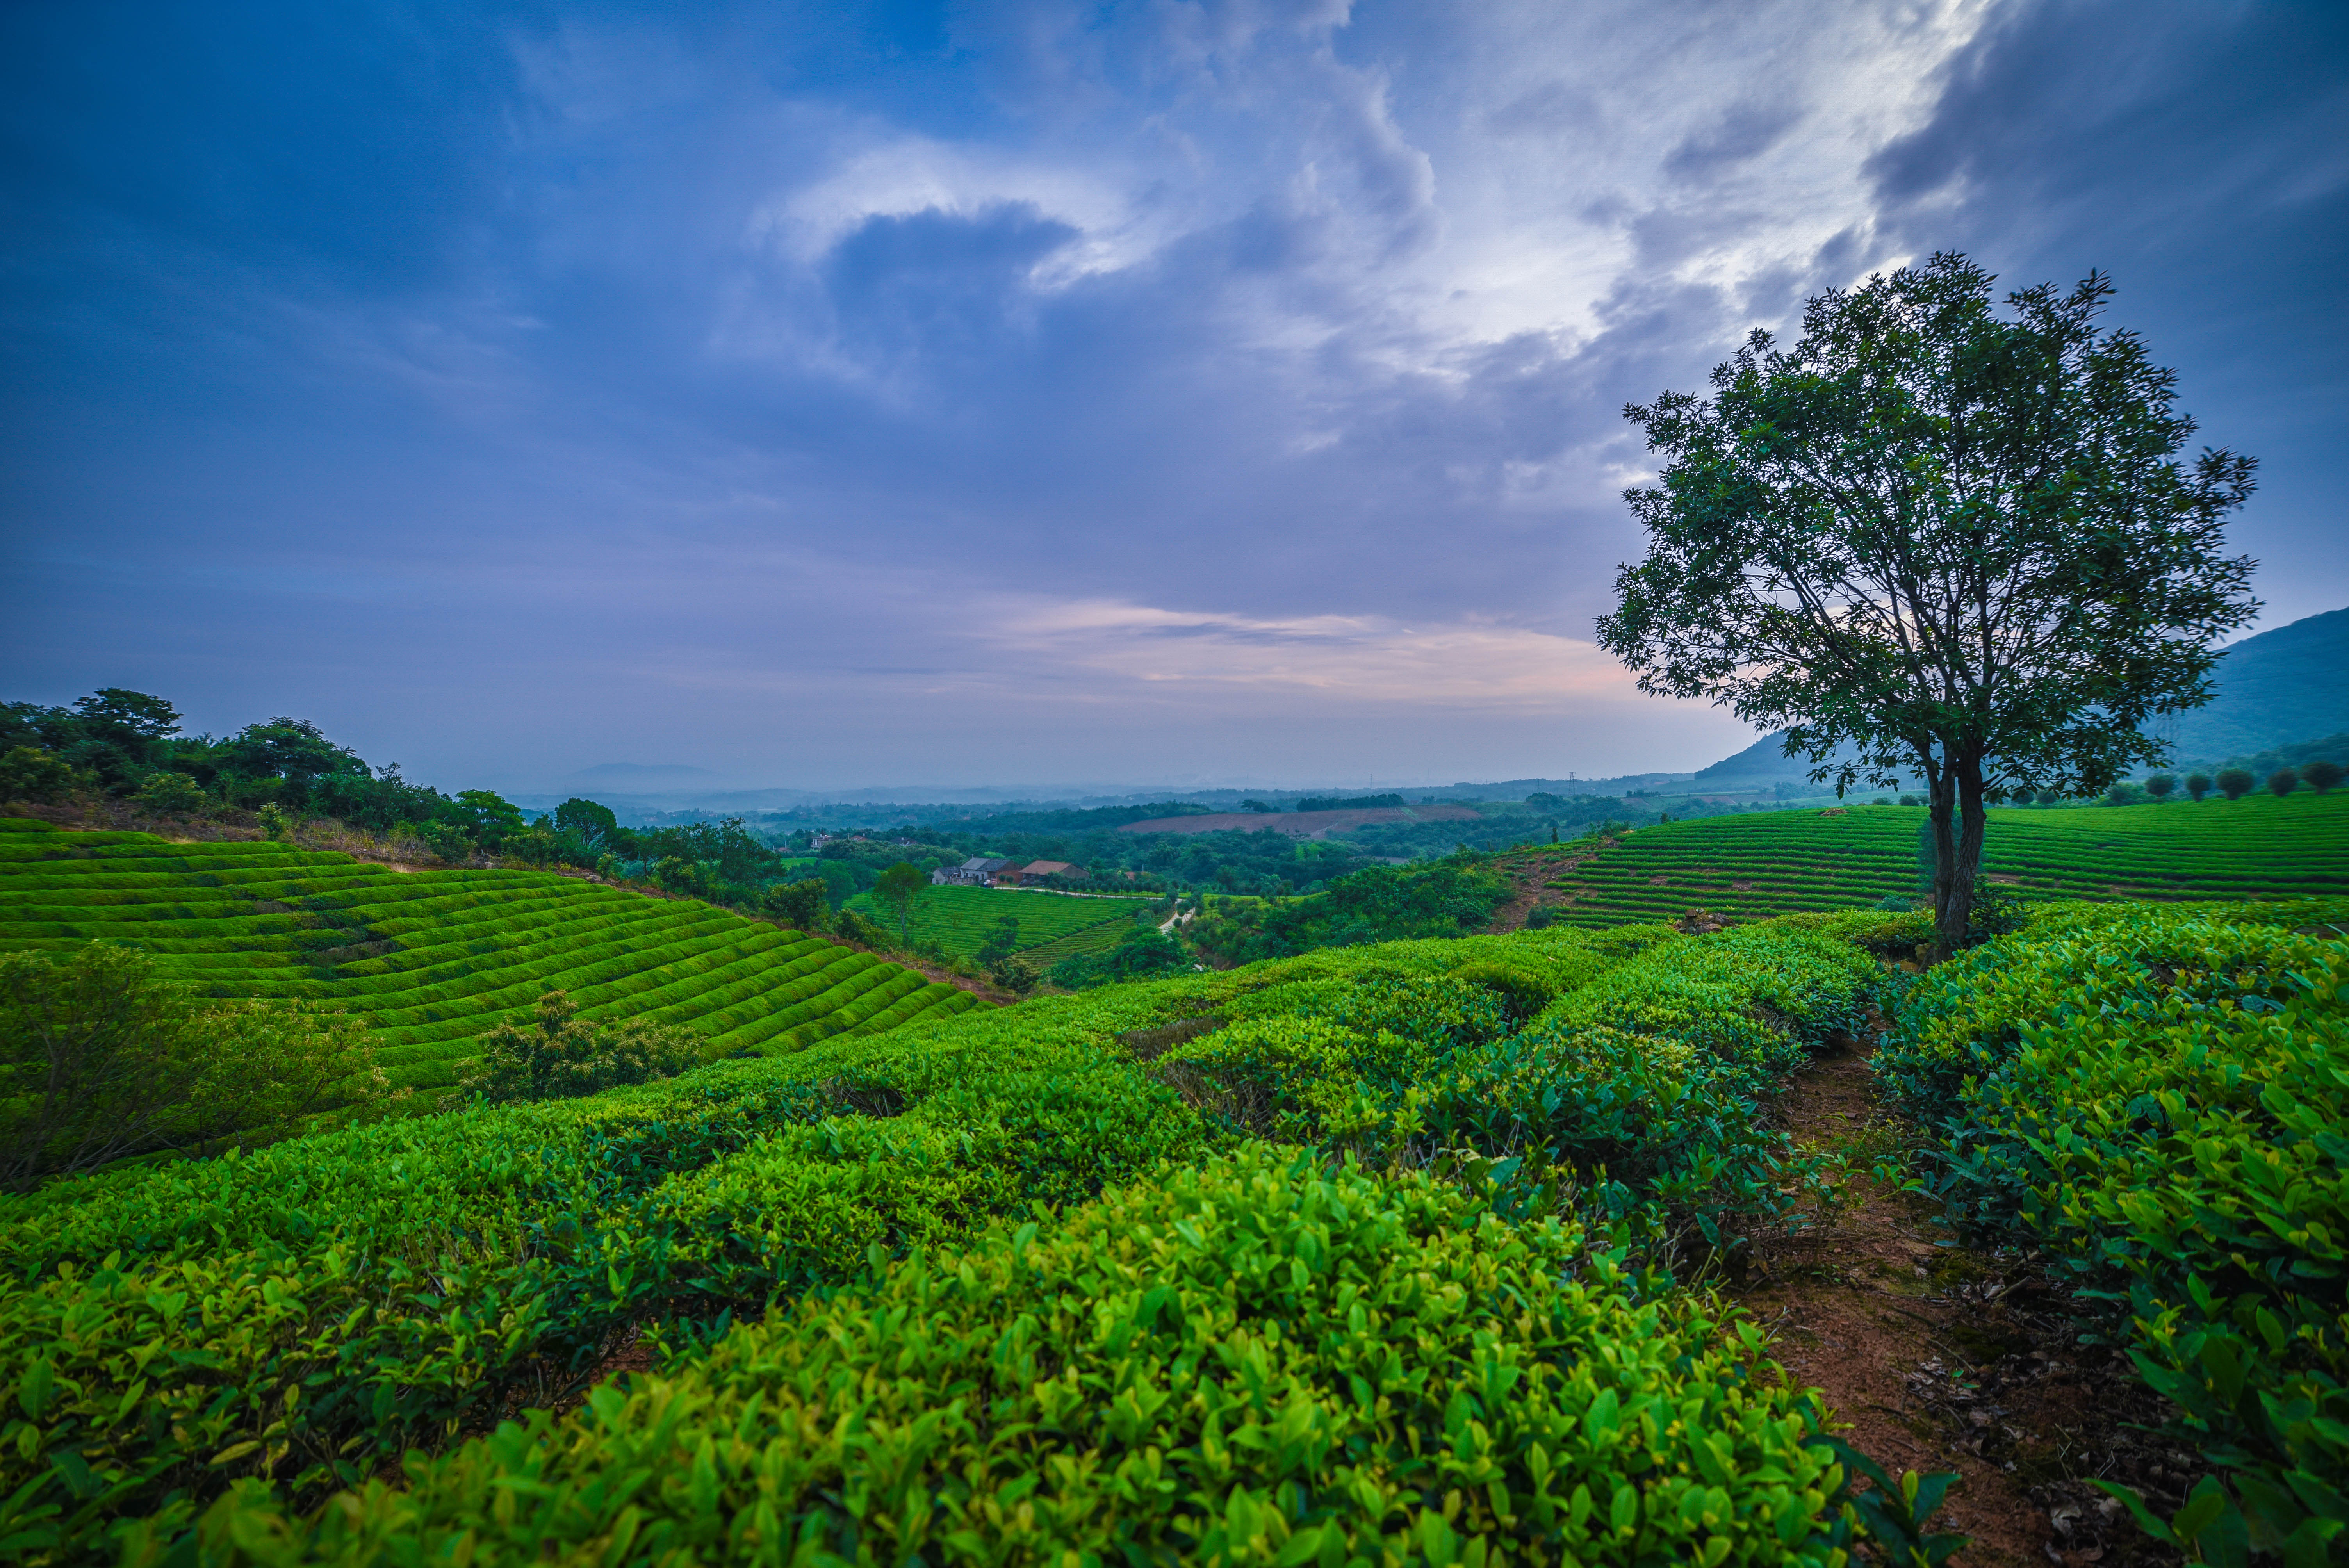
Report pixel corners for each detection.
[0,1007,1209,1557]
[180,1147,1854,1568]
[1158,925,1877,1252]
[1875,909,2349,1561]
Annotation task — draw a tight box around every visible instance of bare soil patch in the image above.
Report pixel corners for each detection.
[1741,1042,2183,1567]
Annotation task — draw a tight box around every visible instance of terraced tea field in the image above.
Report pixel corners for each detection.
[1536,793,2349,928]
[842,883,1157,960]
[0,821,979,1090]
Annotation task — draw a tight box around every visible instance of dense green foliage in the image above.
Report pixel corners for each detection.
[1045,920,1190,989]
[0,822,977,1094]
[455,991,701,1104]
[1600,255,2260,959]
[0,944,386,1188]
[200,1149,1848,1568]
[1875,901,2349,1563]
[1159,922,1878,1251]
[0,907,1920,1563]
[1190,859,1513,964]
[1541,794,2349,928]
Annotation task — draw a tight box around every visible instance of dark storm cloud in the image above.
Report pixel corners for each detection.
[1861,0,2349,626]
[2,0,2340,788]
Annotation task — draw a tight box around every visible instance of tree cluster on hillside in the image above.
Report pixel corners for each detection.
[1186,859,1513,966]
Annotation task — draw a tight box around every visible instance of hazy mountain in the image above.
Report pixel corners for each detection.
[2168,606,2349,760]
[1692,605,2349,782]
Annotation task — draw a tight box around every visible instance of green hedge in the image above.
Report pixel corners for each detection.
[0,1011,1210,1557]
[184,1147,1850,1568]
[1875,903,2349,1561]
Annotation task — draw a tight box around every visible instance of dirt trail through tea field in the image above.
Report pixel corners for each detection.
[1740,1039,2186,1568]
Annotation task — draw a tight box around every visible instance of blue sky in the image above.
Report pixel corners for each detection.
[4,0,2343,792]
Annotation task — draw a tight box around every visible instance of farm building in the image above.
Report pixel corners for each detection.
[1009,859,1082,884]
[934,855,1016,886]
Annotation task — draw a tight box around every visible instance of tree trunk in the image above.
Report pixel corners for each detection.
[1924,750,1961,962]
[1930,749,1989,963]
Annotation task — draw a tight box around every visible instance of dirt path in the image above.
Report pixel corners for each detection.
[1739,1042,2182,1568]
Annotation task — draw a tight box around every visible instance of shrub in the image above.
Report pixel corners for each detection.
[2267,766,2301,797]
[0,746,80,805]
[255,803,290,840]
[454,990,701,1104]
[0,943,386,1190]
[2215,767,2255,800]
[203,1147,1850,1568]
[2184,771,2212,801]
[987,955,1038,993]
[831,905,893,950]
[2307,759,2345,795]
[1048,924,1189,989]
[1875,911,2349,1553]
[132,770,209,816]
[759,877,829,932]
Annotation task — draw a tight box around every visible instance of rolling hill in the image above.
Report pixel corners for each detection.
[0,820,980,1090]
[1693,603,2349,782]
[1528,792,2349,928]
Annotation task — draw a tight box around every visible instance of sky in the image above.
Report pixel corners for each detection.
[4,0,2344,794]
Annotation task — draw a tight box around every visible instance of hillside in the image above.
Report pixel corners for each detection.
[0,820,978,1090]
[2171,604,2349,757]
[1526,792,2349,927]
[841,884,1158,962]
[1694,603,2349,782]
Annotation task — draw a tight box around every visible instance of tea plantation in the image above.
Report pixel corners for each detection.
[1542,793,2349,927]
[840,882,1157,961]
[2,807,2342,1562]
[0,821,978,1090]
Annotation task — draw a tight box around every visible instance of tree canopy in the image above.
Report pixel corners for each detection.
[1598,253,2258,956]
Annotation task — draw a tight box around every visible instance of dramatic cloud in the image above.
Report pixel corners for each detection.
[2,0,2340,791]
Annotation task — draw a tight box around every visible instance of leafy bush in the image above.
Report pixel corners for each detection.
[0,998,1211,1554]
[2187,771,2214,801]
[0,943,387,1190]
[0,747,80,805]
[131,770,208,816]
[758,876,829,932]
[1452,958,1558,1024]
[2267,767,2300,797]
[453,990,702,1103]
[179,1147,1853,1568]
[1190,857,1512,964]
[2307,759,2344,795]
[2216,767,2255,800]
[1876,909,2349,1558]
[1046,922,1189,989]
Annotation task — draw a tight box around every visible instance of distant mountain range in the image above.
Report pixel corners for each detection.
[1692,604,2349,782]
[2169,606,2349,761]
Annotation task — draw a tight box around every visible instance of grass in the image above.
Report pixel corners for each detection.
[841,882,1157,959]
[1531,793,2349,928]
[0,820,980,1090]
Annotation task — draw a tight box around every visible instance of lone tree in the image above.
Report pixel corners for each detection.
[1598,254,2258,959]
[872,861,929,945]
